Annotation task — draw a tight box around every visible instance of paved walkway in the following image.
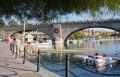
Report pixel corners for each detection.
[0,42,61,77]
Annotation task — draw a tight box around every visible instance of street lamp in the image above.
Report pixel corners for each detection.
[23,21,26,43]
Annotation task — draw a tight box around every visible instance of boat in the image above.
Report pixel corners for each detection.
[86,53,112,67]
[73,53,112,68]
[30,40,53,49]
[73,55,88,59]
[73,53,120,76]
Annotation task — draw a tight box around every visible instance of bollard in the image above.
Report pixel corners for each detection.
[10,43,12,52]
[12,44,15,55]
[15,45,18,59]
[65,54,70,77]
[11,43,13,54]
[10,43,13,54]
[118,60,120,66]
[19,46,21,56]
[37,50,40,72]
[93,61,96,68]
[86,59,88,66]
[23,47,26,64]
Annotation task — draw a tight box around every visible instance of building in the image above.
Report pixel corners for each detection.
[24,34,34,42]
[79,29,115,37]
[29,31,49,41]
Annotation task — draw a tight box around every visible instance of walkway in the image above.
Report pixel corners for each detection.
[0,42,61,77]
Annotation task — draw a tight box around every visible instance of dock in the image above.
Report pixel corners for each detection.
[19,43,99,54]
[0,42,61,77]
[40,48,99,53]
[73,55,88,60]
[111,55,120,60]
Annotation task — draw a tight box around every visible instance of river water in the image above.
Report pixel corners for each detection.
[33,40,120,77]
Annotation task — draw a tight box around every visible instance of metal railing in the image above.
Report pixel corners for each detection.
[10,43,81,77]
[10,43,40,72]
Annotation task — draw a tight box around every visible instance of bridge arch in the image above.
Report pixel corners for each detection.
[63,26,120,48]
[2,25,54,40]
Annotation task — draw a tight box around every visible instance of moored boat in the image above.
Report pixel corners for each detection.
[86,53,112,67]
[73,53,113,68]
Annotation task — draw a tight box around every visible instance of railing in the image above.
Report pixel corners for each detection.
[10,43,40,71]
[10,43,120,77]
[10,43,73,77]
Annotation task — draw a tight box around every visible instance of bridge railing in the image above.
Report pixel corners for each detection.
[51,18,120,24]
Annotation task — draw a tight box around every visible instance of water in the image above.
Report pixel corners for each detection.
[69,40,120,56]
[100,41,120,55]
[32,40,120,77]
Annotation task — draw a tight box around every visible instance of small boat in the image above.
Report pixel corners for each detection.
[73,53,112,67]
[73,55,88,60]
[86,53,112,67]
[73,53,120,76]
[30,40,53,49]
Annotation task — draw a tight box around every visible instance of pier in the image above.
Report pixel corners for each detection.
[40,48,99,53]
[0,42,61,77]
[19,43,99,54]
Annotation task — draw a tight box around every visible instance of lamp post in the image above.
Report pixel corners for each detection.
[23,21,26,43]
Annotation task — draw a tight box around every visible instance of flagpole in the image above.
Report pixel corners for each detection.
[23,21,25,43]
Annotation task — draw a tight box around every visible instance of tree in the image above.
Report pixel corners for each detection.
[0,19,5,28]
[69,34,75,40]
[12,33,21,38]
[0,0,119,22]
[73,32,86,39]
[0,19,5,35]
[101,32,109,38]
[9,19,19,27]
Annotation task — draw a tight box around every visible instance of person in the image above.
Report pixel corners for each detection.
[16,39,20,46]
[6,36,13,43]
[15,39,21,56]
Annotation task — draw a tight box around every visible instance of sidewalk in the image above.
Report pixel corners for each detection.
[0,42,61,77]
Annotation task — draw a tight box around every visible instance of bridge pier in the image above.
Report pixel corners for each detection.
[54,37,64,49]
[53,24,64,49]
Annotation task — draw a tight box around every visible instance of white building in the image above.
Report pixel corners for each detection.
[25,34,34,42]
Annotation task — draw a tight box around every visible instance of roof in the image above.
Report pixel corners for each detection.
[25,34,34,38]
[14,34,23,39]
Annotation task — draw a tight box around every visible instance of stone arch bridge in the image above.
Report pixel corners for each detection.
[1,19,120,49]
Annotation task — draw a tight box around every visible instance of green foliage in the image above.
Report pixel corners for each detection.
[69,34,75,40]
[12,33,21,38]
[69,32,86,39]
[9,19,19,26]
[0,0,120,22]
[101,32,109,38]
[0,19,5,28]
[73,32,86,39]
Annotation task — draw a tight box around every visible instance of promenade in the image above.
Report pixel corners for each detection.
[0,42,61,77]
